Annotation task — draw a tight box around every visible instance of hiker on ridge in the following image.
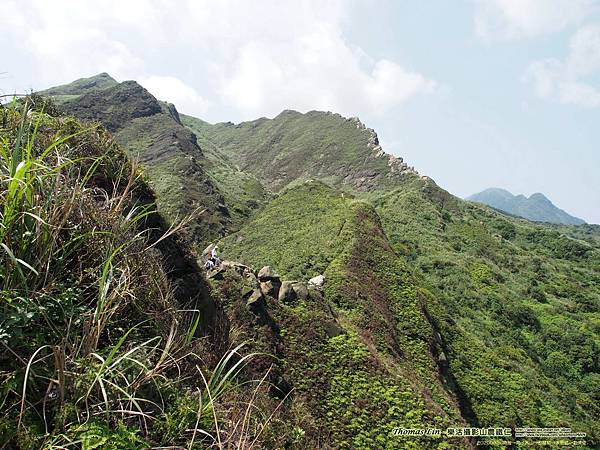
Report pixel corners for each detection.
[211,245,221,266]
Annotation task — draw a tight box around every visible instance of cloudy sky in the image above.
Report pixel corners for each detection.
[2,0,599,223]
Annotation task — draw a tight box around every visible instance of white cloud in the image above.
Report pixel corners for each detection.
[523,25,600,107]
[0,0,434,120]
[140,76,211,115]
[474,0,596,41]
[217,17,435,119]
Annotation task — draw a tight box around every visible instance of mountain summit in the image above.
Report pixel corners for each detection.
[467,187,585,225]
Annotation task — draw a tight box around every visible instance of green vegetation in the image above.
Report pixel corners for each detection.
[6,73,597,448]
[218,182,467,448]
[370,186,600,443]
[182,115,270,228]
[0,99,280,449]
[183,110,417,193]
[44,75,231,246]
[220,181,353,279]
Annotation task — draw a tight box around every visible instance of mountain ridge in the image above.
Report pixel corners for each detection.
[12,72,598,448]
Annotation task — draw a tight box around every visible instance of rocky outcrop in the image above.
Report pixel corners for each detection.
[292,282,309,301]
[258,265,280,281]
[260,280,279,298]
[278,280,310,303]
[278,281,295,303]
[245,289,265,313]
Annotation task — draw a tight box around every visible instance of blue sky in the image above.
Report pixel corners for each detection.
[2,0,599,222]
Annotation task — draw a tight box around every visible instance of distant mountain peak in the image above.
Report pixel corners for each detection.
[529,192,549,201]
[467,188,585,225]
[41,72,118,97]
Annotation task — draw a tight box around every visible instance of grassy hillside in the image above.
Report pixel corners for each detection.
[217,181,468,449]
[219,179,600,446]
[369,186,600,442]
[0,99,274,448]
[43,75,231,246]
[182,115,270,228]
[182,111,418,194]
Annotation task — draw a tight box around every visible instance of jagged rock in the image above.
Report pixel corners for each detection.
[206,266,226,280]
[221,260,253,276]
[308,274,325,287]
[292,282,309,301]
[258,266,280,282]
[260,280,281,298]
[278,281,296,303]
[241,284,255,299]
[246,289,265,313]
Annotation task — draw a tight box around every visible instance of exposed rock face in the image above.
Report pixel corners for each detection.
[258,266,280,281]
[292,282,309,301]
[45,74,232,246]
[260,280,280,298]
[278,281,296,303]
[246,289,265,313]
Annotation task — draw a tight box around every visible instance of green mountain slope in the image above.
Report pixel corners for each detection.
[26,73,600,448]
[217,176,600,444]
[371,185,600,438]
[216,181,469,448]
[42,74,231,245]
[182,110,418,193]
[187,97,600,446]
[39,72,118,102]
[467,187,586,225]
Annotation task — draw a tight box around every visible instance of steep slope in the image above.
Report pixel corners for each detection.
[41,74,230,245]
[468,187,585,225]
[216,181,470,449]
[370,184,600,442]
[180,116,271,227]
[0,101,237,449]
[219,180,600,446]
[182,110,418,193]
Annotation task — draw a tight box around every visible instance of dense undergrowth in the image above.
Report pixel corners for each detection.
[370,186,600,444]
[219,182,469,449]
[0,98,279,449]
[220,180,600,448]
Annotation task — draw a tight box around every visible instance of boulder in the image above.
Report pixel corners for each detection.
[241,284,255,299]
[258,266,280,282]
[260,280,281,298]
[278,281,296,303]
[206,266,226,280]
[308,274,325,287]
[292,282,309,301]
[246,289,265,313]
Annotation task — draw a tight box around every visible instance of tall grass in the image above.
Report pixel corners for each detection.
[0,99,276,449]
